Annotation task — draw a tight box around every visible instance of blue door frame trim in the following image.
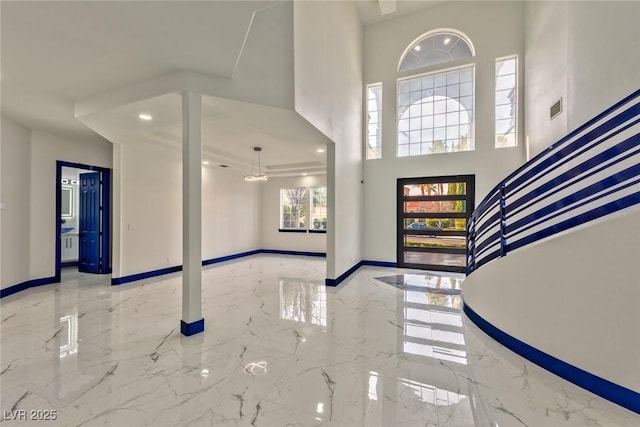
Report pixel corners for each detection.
[56,161,111,283]
[463,302,640,414]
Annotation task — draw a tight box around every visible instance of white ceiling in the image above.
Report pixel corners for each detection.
[1,0,442,173]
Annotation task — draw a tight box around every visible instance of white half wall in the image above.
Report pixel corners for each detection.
[1,117,31,290]
[524,1,640,158]
[261,174,326,253]
[113,141,261,279]
[462,206,640,393]
[294,1,364,279]
[362,1,526,263]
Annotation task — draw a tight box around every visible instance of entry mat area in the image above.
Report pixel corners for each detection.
[375,273,462,294]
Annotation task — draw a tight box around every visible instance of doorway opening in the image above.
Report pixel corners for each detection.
[397,175,475,273]
[55,161,111,282]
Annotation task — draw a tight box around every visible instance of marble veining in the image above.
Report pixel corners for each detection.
[0,255,638,426]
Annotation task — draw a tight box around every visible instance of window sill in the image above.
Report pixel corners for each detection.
[278,229,307,233]
[309,229,327,234]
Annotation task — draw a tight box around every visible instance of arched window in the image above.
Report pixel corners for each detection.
[398,30,474,73]
[397,30,475,156]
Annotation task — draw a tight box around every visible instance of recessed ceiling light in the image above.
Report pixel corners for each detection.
[443,37,451,45]
[202,161,210,165]
[302,173,307,176]
[138,113,152,121]
[414,45,421,52]
[316,148,325,153]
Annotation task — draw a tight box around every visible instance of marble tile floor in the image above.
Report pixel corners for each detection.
[1,256,638,426]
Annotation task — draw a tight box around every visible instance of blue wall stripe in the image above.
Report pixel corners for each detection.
[0,276,57,298]
[463,303,640,414]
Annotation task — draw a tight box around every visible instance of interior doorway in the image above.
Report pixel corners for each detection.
[397,175,475,273]
[55,161,111,282]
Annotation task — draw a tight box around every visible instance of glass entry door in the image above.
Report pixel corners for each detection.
[397,175,475,273]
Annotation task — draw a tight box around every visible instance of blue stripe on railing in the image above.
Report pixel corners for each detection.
[467,89,640,274]
[505,105,640,195]
[471,90,640,215]
[508,191,640,253]
[506,162,640,237]
[506,119,640,216]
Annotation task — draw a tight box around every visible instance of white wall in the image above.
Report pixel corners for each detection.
[29,130,113,279]
[1,117,31,290]
[524,1,640,157]
[113,141,262,279]
[463,206,640,393]
[294,1,364,279]
[261,174,327,253]
[362,1,526,263]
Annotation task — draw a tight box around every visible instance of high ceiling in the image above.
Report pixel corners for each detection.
[1,1,442,174]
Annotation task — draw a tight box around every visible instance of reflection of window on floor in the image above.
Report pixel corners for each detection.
[400,376,469,407]
[60,313,78,358]
[402,291,466,364]
[279,278,327,326]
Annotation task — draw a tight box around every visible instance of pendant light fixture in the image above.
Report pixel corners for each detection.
[244,147,268,182]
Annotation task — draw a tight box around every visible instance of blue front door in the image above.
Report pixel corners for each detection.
[79,172,100,273]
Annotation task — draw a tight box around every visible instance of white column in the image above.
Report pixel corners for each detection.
[181,91,204,336]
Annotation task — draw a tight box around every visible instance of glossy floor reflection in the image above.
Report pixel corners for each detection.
[1,256,638,426]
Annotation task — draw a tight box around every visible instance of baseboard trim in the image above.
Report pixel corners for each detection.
[61,261,79,268]
[260,249,326,257]
[463,302,640,414]
[111,265,182,285]
[181,318,204,336]
[201,250,262,266]
[0,276,58,299]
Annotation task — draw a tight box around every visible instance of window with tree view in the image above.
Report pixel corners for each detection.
[280,188,307,230]
[280,186,327,232]
[495,56,517,148]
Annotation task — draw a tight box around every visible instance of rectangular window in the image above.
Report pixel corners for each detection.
[366,83,382,159]
[495,56,517,148]
[280,188,308,230]
[397,65,474,157]
[311,187,327,230]
[279,186,327,232]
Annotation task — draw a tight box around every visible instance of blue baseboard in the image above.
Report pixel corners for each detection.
[463,303,640,414]
[181,318,204,336]
[61,261,78,268]
[362,260,397,268]
[325,261,363,287]
[325,260,397,287]
[0,276,57,299]
[260,249,326,258]
[111,265,182,285]
[202,249,261,266]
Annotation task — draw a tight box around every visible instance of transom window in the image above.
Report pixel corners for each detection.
[399,30,474,73]
[397,65,474,156]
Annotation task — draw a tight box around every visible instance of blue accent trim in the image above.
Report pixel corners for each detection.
[260,249,326,258]
[278,228,307,233]
[463,303,640,414]
[61,261,79,268]
[325,261,363,287]
[361,260,397,268]
[181,318,204,336]
[202,250,261,266]
[111,265,182,285]
[0,276,57,299]
[308,229,327,234]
